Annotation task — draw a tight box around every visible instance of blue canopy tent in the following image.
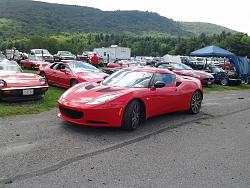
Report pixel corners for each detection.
[190,45,250,81]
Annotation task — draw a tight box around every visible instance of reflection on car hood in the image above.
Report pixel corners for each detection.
[61,83,133,104]
[193,70,214,78]
[77,72,108,80]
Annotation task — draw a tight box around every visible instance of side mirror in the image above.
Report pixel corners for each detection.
[154,81,166,88]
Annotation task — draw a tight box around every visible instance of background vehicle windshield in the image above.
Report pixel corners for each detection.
[0,64,22,72]
[59,51,72,56]
[69,62,100,73]
[29,55,44,61]
[171,63,192,70]
[35,49,50,54]
[102,70,153,88]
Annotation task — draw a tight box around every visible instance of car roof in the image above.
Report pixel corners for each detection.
[124,67,175,74]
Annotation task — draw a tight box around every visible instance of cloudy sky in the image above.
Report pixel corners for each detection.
[34,0,250,34]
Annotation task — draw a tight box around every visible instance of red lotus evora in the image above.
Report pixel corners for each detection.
[38,60,108,89]
[58,67,203,130]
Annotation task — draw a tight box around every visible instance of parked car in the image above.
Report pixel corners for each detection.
[58,67,203,130]
[206,66,241,86]
[189,57,206,69]
[77,51,94,62]
[20,55,49,69]
[0,53,6,60]
[53,51,76,61]
[103,59,143,74]
[38,60,108,89]
[0,60,48,101]
[155,62,214,86]
[30,49,54,63]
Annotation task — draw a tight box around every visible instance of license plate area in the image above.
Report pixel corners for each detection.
[23,89,34,96]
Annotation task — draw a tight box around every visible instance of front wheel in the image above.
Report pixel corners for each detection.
[220,77,228,86]
[121,100,141,130]
[188,91,202,114]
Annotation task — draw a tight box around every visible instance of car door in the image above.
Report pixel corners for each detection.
[147,73,181,116]
[53,63,72,87]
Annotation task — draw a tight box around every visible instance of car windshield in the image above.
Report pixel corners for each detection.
[60,51,72,56]
[29,56,44,61]
[171,63,192,70]
[102,70,153,88]
[214,67,225,73]
[69,62,100,73]
[0,64,22,72]
[35,50,50,54]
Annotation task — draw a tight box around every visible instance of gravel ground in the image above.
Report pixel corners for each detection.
[0,90,250,188]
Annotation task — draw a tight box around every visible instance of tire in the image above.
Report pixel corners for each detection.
[121,100,141,130]
[188,91,202,114]
[220,78,228,86]
[70,79,78,87]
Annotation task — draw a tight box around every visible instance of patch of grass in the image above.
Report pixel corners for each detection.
[22,68,38,74]
[204,84,250,93]
[0,87,65,118]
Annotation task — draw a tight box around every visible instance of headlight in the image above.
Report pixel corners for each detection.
[86,94,121,105]
[39,78,46,85]
[0,80,5,87]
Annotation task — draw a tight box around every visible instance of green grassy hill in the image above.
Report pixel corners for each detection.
[0,0,237,40]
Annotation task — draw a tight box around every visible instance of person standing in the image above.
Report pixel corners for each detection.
[90,53,99,68]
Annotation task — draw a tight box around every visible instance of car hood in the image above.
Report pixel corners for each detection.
[193,70,214,78]
[0,71,45,87]
[77,72,108,81]
[60,83,132,104]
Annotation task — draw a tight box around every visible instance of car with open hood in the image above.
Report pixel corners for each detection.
[38,60,108,89]
[155,62,214,86]
[58,67,203,130]
[0,60,48,101]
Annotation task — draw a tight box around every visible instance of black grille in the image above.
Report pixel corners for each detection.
[60,106,83,119]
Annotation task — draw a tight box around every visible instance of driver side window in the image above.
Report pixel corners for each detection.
[153,73,176,86]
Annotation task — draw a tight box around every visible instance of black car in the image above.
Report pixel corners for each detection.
[206,67,241,86]
[54,51,76,61]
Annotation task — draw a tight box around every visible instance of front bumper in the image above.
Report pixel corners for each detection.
[0,86,49,101]
[58,102,123,128]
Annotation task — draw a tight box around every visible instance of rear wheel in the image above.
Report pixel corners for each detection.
[188,91,202,114]
[70,79,78,87]
[121,100,141,130]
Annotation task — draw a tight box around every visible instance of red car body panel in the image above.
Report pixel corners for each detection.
[171,69,214,86]
[38,62,108,89]
[58,67,203,128]
[20,59,49,69]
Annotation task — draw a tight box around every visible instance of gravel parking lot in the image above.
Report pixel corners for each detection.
[0,90,250,188]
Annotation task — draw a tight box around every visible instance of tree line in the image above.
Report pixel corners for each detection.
[0,32,249,57]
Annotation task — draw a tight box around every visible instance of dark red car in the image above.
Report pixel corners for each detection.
[20,55,49,69]
[38,61,108,89]
[156,62,214,86]
[0,60,48,101]
[58,67,203,130]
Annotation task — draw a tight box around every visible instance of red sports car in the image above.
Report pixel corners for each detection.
[38,61,108,89]
[156,62,214,86]
[0,60,48,101]
[58,67,203,130]
[20,55,49,69]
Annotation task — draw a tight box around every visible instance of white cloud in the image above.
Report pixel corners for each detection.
[33,0,250,34]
